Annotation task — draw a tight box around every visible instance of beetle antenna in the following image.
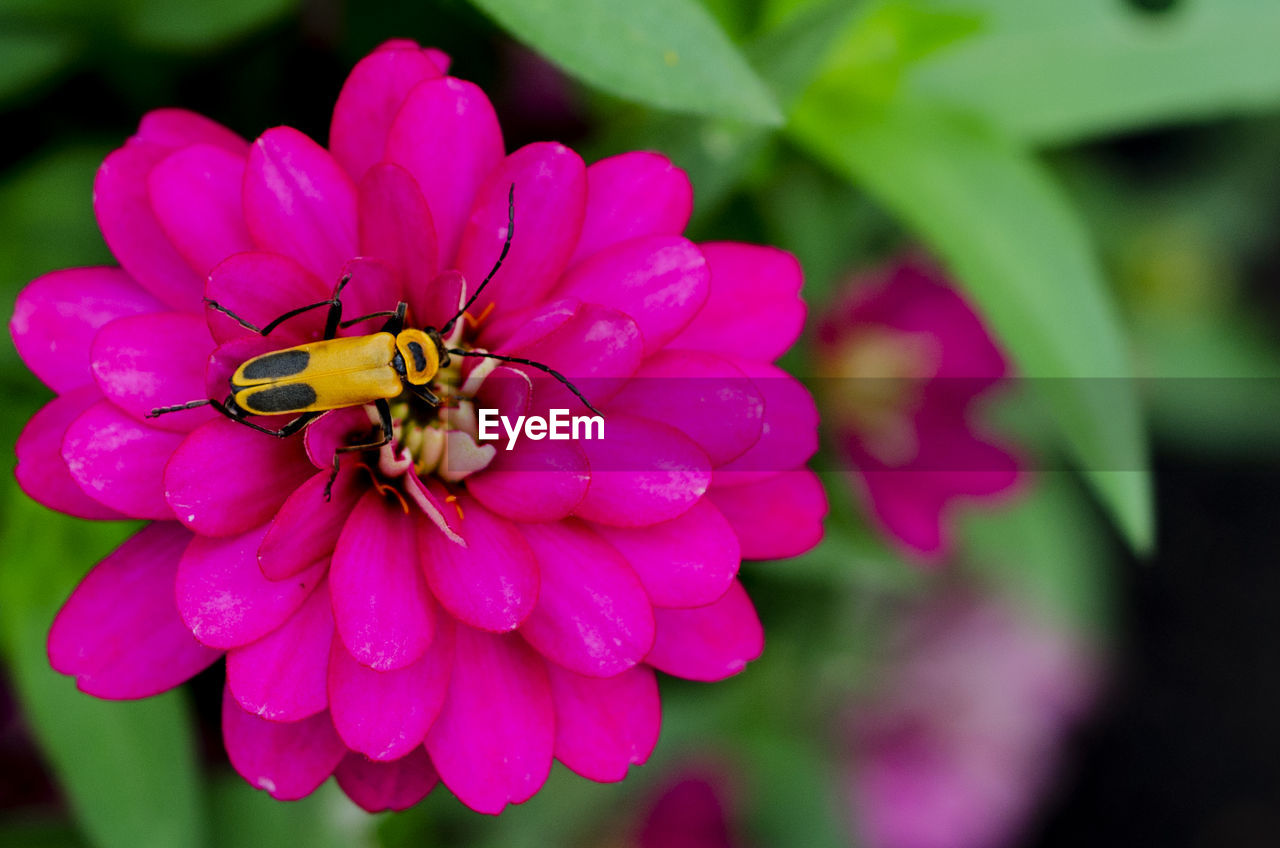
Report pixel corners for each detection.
[148,399,212,418]
[440,183,515,335]
[447,349,602,417]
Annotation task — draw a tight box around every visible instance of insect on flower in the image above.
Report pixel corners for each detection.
[147,185,599,496]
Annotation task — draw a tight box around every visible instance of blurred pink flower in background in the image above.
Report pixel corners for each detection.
[9,40,826,813]
[638,770,737,848]
[817,259,1020,561]
[846,592,1100,848]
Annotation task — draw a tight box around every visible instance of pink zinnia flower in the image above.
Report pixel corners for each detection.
[846,592,1099,848]
[816,259,1019,561]
[10,40,826,813]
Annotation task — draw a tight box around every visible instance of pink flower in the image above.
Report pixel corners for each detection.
[638,771,737,848]
[816,258,1020,561]
[9,40,826,813]
[846,592,1099,848]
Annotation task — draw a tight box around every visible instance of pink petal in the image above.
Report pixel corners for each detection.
[258,466,365,580]
[177,523,327,649]
[592,499,740,609]
[329,46,445,184]
[226,578,334,721]
[331,490,435,670]
[16,387,124,520]
[244,127,358,284]
[62,400,183,519]
[148,144,253,277]
[456,142,586,318]
[418,268,466,331]
[163,417,315,536]
[328,615,453,760]
[711,358,819,485]
[518,520,655,677]
[609,350,764,466]
[89,311,217,432]
[222,688,345,801]
[386,76,504,264]
[416,494,538,632]
[357,163,439,324]
[205,252,330,344]
[708,470,827,559]
[498,301,645,412]
[574,414,711,528]
[48,522,220,698]
[425,627,553,814]
[94,142,206,311]
[554,236,709,356]
[334,749,439,812]
[333,257,403,336]
[670,242,805,362]
[135,108,247,154]
[548,663,660,782]
[11,267,164,394]
[570,152,693,265]
[646,580,763,681]
[466,438,589,523]
[303,407,372,469]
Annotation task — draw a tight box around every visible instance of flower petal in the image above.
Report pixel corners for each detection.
[95,141,207,311]
[386,76,504,263]
[457,142,586,318]
[592,499,739,609]
[333,749,439,813]
[16,387,124,520]
[670,242,805,362]
[357,163,439,323]
[570,152,692,265]
[225,579,334,721]
[425,627,553,815]
[164,417,316,536]
[89,311,217,432]
[707,470,827,560]
[711,358,819,485]
[646,580,763,681]
[148,144,253,277]
[330,46,445,184]
[548,663,660,782]
[11,266,163,393]
[205,252,330,344]
[555,236,708,356]
[574,414,711,528]
[177,523,327,649]
[331,490,435,670]
[222,688,345,801]
[328,614,453,760]
[62,400,183,519]
[244,127,358,284]
[48,522,220,698]
[258,466,365,580]
[609,350,764,467]
[518,520,655,677]
[416,494,538,632]
[135,108,247,154]
[466,438,589,523]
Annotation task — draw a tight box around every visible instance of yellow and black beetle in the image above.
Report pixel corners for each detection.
[149,185,598,494]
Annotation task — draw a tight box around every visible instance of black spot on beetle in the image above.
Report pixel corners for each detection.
[241,349,311,381]
[407,341,427,372]
[243,383,318,413]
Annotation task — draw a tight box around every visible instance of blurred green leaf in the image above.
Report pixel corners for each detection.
[209,775,365,848]
[0,28,79,104]
[121,0,298,51]
[790,95,1153,552]
[469,0,783,125]
[910,0,1280,145]
[0,489,203,848]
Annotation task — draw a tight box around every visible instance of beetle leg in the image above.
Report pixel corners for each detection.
[408,383,440,407]
[209,398,322,438]
[147,398,212,418]
[378,302,408,334]
[340,309,399,329]
[324,399,394,501]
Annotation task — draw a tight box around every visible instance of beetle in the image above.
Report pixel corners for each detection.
[148,185,598,493]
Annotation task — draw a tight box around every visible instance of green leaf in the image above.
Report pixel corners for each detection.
[789,94,1153,552]
[468,0,783,125]
[908,0,1280,145]
[209,776,363,848]
[0,28,78,104]
[0,488,204,848]
[122,0,298,51]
